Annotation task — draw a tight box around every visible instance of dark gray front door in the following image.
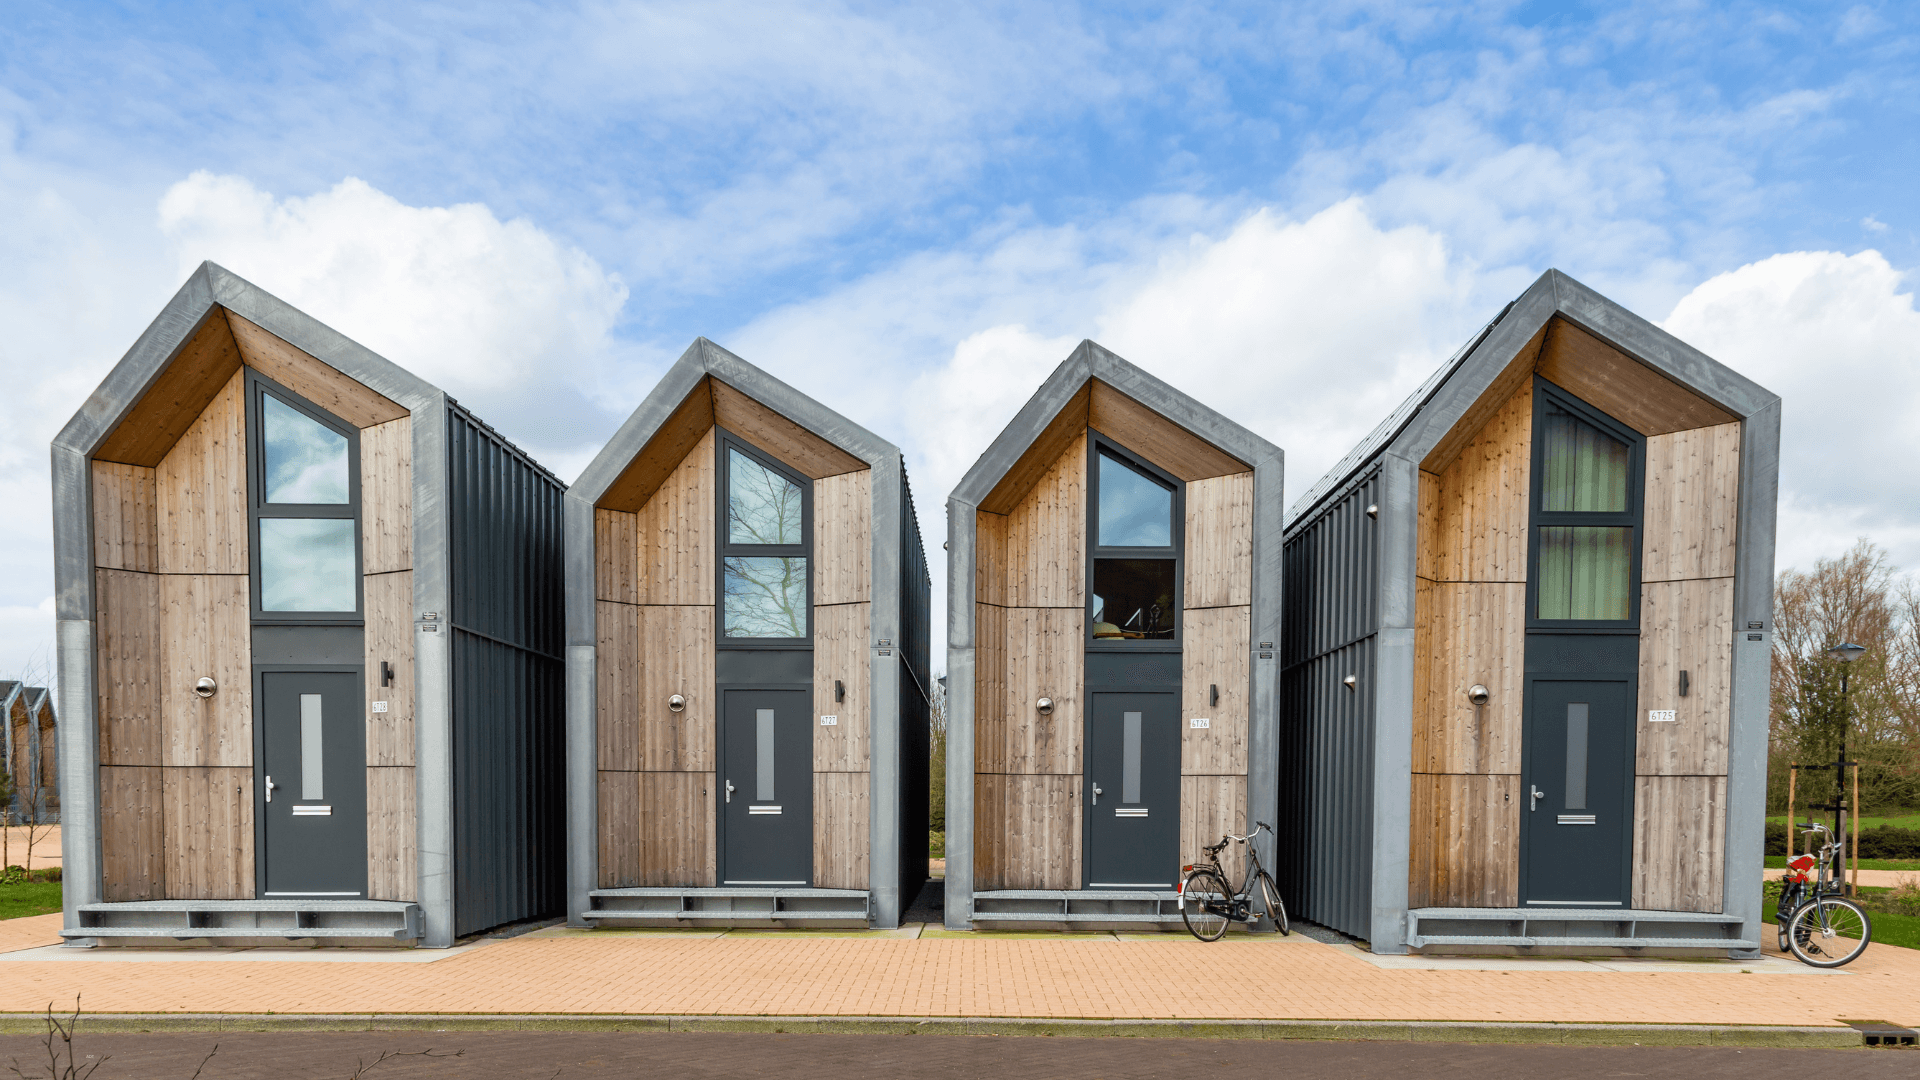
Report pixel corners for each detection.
[719,688,812,886]
[1085,690,1180,888]
[260,670,367,898]
[1521,678,1634,907]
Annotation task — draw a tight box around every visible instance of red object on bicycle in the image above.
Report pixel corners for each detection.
[1785,853,1816,884]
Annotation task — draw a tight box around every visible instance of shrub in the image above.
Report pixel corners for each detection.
[1766,821,1920,859]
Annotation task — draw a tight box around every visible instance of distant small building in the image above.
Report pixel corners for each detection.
[4,682,57,824]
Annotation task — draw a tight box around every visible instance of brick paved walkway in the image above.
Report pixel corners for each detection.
[1,915,1915,1029]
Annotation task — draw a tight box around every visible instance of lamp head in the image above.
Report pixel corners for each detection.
[1826,642,1868,664]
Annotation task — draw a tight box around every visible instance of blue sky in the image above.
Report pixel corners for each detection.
[3,1,1918,676]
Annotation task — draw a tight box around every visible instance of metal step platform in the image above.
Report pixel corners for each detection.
[970,890,1187,928]
[62,900,423,945]
[1406,907,1757,953]
[584,887,871,926]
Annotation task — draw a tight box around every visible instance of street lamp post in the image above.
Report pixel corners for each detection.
[1825,642,1867,895]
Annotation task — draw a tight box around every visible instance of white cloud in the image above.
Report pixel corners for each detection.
[1661,249,1920,574]
[157,172,634,453]
[0,598,56,686]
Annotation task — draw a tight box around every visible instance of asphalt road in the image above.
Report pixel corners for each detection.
[0,1031,1912,1080]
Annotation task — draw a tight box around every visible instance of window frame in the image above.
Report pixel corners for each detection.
[1525,377,1645,632]
[244,369,364,625]
[1084,428,1184,651]
[713,426,814,646]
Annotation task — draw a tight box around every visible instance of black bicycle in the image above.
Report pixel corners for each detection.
[1178,822,1289,941]
[1775,821,1872,968]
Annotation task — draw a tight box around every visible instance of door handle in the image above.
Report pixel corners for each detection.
[1092,783,1103,806]
[1530,785,1544,811]
[725,780,735,804]
[265,775,276,804]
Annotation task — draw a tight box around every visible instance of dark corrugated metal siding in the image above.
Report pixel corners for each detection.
[896,464,933,908]
[446,403,567,937]
[1279,470,1381,940]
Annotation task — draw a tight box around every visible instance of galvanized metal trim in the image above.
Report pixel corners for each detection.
[55,618,101,943]
[412,393,455,948]
[1548,272,1777,420]
[867,452,905,929]
[52,265,217,457]
[1722,398,1780,955]
[943,496,978,930]
[564,494,600,649]
[566,644,598,927]
[1367,454,1420,954]
[1244,427,1284,885]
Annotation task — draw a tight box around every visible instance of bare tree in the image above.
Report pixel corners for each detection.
[1769,539,1919,813]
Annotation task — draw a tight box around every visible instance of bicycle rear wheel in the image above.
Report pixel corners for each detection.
[1258,872,1290,936]
[1786,897,1872,968]
[1181,870,1232,942]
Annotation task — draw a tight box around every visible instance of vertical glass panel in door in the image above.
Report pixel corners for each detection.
[723,556,808,637]
[1536,527,1631,620]
[728,449,803,544]
[1539,407,1629,512]
[263,395,350,504]
[1097,451,1172,547]
[259,518,358,611]
[1091,559,1176,640]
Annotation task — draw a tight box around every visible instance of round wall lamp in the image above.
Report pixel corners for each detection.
[667,694,686,713]
[1467,684,1490,706]
[1036,697,1054,715]
[194,677,217,699]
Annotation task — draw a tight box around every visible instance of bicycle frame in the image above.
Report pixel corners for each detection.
[1186,824,1276,923]
[1778,823,1847,934]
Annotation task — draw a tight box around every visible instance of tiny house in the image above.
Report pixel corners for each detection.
[4,683,57,824]
[1280,269,1779,955]
[53,263,565,947]
[944,342,1283,928]
[564,339,931,928]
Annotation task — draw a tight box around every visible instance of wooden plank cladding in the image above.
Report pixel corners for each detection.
[1637,579,1733,775]
[99,765,164,901]
[156,368,248,575]
[224,310,407,428]
[163,766,254,900]
[814,603,871,772]
[635,428,715,606]
[366,766,417,901]
[1000,433,1085,609]
[95,569,163,767]
[365,571,415,767]
[1642,422,1740,583]
[93,311,244,467]
[1180,606,1248,775]
[361,417,413,574]
[594,509,639,603]
[1087,380,1247,482]
[974,773,1081,890]
[1536,317,1738,437]
[711,378,865,479]
[1180,775,1247,884]
[596,603,715,772]
[1632,775,1727,912]
[1407,774,1519,908]
[814,471,872,606]
[92,463,158,572]
[1413,582,1525,775]
[814,772,870,891]
[160,574,252,767]
[981,608,1082,775]
[1425,383,1531,584]
[1184,472,1252,609]
[595,772,716,888]
[1409,380,1529,908]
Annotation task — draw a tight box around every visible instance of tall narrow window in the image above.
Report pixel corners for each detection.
[717,436,812,641]
[1528,381,1643,627]
[1087,436,1183,645]
[248,373,361,620]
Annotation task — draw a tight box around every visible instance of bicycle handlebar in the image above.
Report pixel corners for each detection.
[1222,822,1273,844]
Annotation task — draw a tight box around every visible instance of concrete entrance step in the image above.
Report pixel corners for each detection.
[63,900,422,944]
[585,887,871,926]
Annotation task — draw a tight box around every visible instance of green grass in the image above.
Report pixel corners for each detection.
[1768,811,1920,830]
[929,830,946,859]
[1762,888,1920,953]
[0,881,61,920]
[1764,855,1920,872]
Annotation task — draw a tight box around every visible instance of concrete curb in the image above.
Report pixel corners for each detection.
[0,1014,1864,1047]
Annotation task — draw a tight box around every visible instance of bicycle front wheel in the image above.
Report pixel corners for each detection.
[1258,872,1290,936]
[1181,870,1232,942]
[1786,897,1872,968]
